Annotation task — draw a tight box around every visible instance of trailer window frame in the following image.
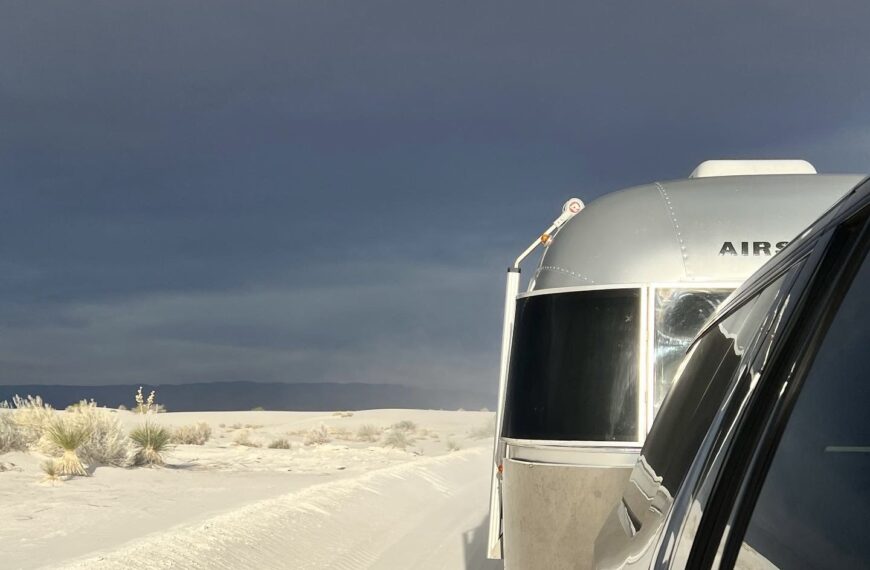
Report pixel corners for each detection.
[504,282,741,446]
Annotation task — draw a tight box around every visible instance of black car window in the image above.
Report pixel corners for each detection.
[735,252,869,569]
[502,288,640,441]
[642,273,790,493]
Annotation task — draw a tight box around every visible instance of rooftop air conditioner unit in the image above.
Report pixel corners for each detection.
[690,159,817,178]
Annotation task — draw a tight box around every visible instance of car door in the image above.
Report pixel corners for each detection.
[685,200,869,569]
[593,267,804,570]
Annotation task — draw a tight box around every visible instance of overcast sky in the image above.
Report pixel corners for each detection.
[2,1,869,389]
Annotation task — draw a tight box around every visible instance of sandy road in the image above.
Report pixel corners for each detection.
[55,446,503,570]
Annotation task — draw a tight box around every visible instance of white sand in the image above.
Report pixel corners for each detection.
[0,409,502,570]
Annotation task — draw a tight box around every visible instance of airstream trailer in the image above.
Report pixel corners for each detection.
[486,160,864,569]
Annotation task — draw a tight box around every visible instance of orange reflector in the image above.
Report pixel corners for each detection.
[540,233,551,245]
[497,463,504,474]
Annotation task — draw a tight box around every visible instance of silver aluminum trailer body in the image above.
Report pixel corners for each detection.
[487,164,864,569]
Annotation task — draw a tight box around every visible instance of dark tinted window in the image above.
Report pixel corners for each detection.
[502,289,639,441]
[644,274,788,491]
[738,253,869,569]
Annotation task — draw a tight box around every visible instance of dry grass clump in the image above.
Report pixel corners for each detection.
[303,424,331,446]
[332,411,354,418]
[268,438,291,449]
[65,399,96,411]
[234,430,261,448]
[391,420,417,432]
[44,418,91,476]
[468,417,496,439]
[5,397,129,467]
[41,459,62,483]
[356,424,382,442]
[129,422,171,466]
[446,438,462,452]
[171,422,212,445]
[229,423,243,430]
[9,395,55,448]
[329,426,354,441]
[58,401,130,467]
[382,429,413,450]
[0,412,27,453]
[243,424,263,429]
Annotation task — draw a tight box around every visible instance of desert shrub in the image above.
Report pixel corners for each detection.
[10,395,54,448]
[329,427,353,440]
[303,424,331,446]
[64,401,130,466]
[382,429,412,450]
[41,459,62,483]
[129,422,171,466]
[331,411,354,418]
[391,420,416,432]
[446,438,462,452]
[0,412,26,453]
[44,418,90,476]
[171,422,212,445]
[356,424,381,442]
[251,406,265,411]
[233,430,260,448]
[229,423,243,430]
[65,399,96,411]
[468,417,496,439]
[117,404,128,411]
[268,438,291,449]
[243,424,263,429]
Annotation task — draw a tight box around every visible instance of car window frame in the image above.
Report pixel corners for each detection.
[650,255,811,569]
[685,201,870,569]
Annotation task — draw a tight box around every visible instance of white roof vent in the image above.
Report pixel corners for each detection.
[690,159,817,178]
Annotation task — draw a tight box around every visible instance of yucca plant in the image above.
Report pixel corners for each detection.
[59,400,131,467]
[44,418,91,476]
[129,422,171,466]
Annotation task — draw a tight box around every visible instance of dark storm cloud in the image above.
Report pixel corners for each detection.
[1,1,869,387]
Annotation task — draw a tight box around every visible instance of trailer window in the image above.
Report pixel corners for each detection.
[502,288,640,442]
[653,288,732,416]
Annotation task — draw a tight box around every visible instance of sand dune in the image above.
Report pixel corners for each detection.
[0,409,502,569]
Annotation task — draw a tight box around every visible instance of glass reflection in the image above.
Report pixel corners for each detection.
[653,288,731,415]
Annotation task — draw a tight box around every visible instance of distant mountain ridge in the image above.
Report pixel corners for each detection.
[0,381,494,412]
